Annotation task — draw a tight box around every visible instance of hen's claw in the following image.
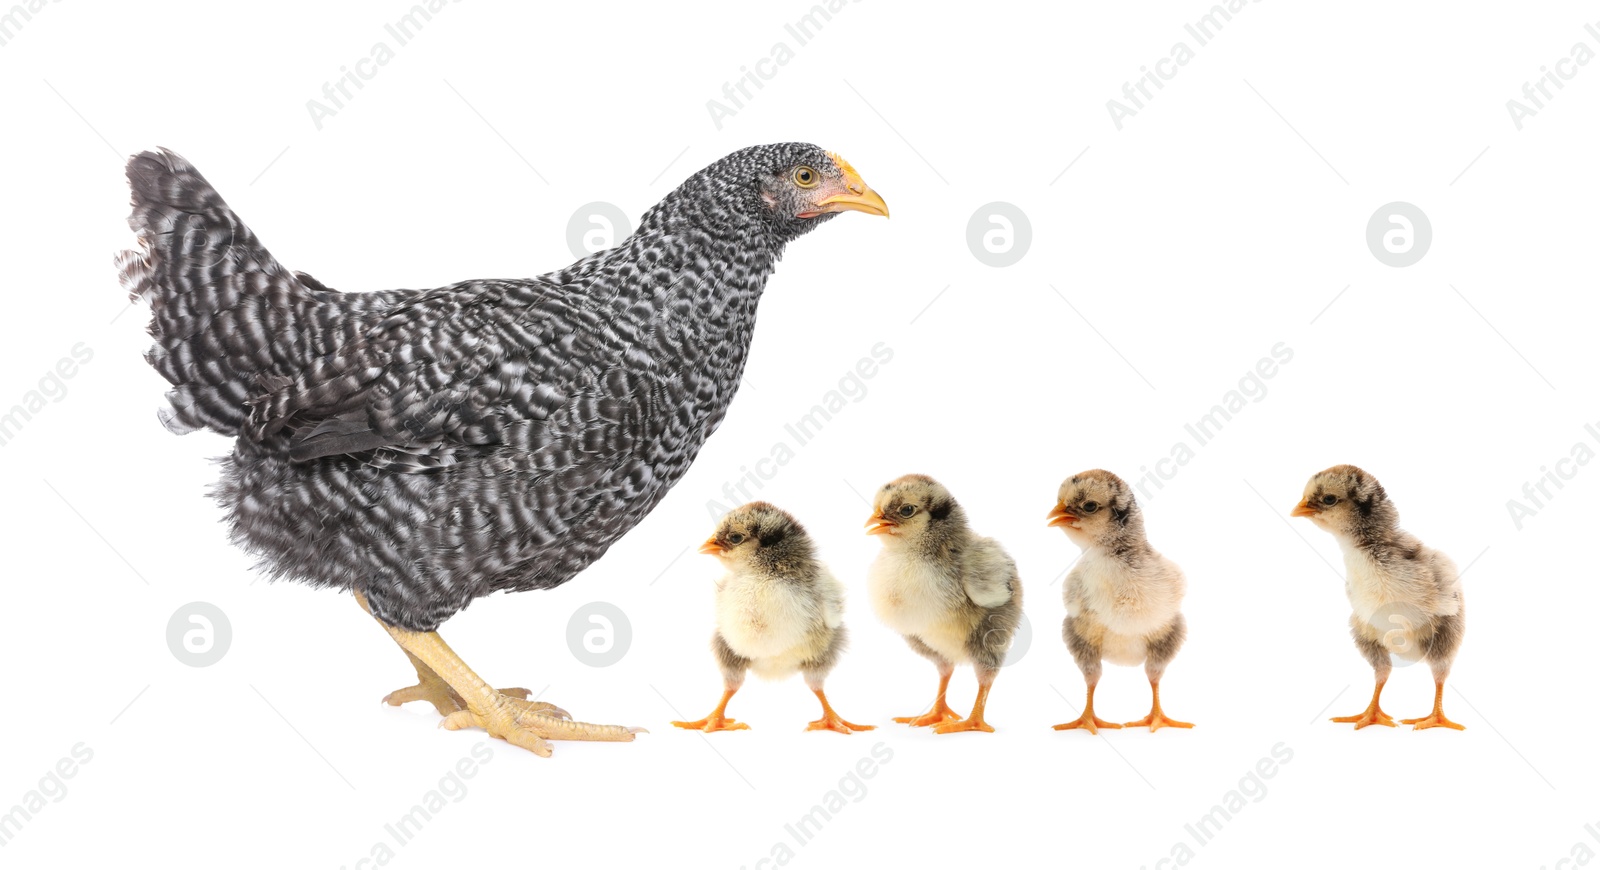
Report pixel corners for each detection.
[441,693,642,757]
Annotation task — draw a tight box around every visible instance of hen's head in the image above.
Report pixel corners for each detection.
[1292,464,1398,541]
[1048,469,1145,550]
[662,143,888,242]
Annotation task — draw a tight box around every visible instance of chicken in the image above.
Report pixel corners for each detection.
[671,502,873,734]
[865,474,1021,734]
[117,144,889,757]
[1047,470,1192,733]
[1293,465,1466,731]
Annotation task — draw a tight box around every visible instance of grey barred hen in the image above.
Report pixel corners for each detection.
[117,144,888,757]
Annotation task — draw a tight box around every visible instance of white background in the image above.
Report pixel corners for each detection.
[1,1,1596,867]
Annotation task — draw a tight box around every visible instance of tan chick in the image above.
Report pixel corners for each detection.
[865,474,1022,734]
[1048,470,1193,733]
[1293,465,1466,730]
[672,502,874,734]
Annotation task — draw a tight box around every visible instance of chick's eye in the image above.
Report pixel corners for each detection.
[1320,495,1338,506]
[1081,501,1099,514]
[898,504,916,518]
[793,166,819,188]
[726,532,745,545]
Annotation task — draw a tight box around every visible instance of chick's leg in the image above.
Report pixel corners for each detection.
[1331,636,1396,730]
[1054,617,1121,734]
[802,658,874,734]
[894,658,965,727]
[934,667,997,734]
[1125,621,1192,731]
[1125,678,1194,731]
[671,685,750,733]
[1052,678,1123,734]
[357,591,642,757]
[1401,619,1465,731]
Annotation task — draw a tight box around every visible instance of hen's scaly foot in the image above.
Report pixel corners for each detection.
[1401,712,1465,731]
[442,694,644,757]
[933,715,994,735]
[384,680,539,717]
[1052,712,1123,734]
[671,714,750,733]
[1331,707,1396,729]
[1125,710,1194,732]
[806,712,876,734]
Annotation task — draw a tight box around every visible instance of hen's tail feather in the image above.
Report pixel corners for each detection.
[118,149,317,437]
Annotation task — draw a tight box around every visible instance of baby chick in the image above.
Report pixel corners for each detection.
[1293,465,1466,731]
[672,502,874,734]
[865,474,1022,734]
[1048,470,1193,733]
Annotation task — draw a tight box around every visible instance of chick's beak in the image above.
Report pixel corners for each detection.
[1046,504,1078,528]
[864,514,897,536]
[1290,501,1318,518]
[698,537,726,556]
[812,152,889,218]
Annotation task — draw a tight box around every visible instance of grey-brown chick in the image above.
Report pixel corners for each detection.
[1293,465,1466,731]
[1048,470,1193,733]
[671,502,874,734]
[866,474,1022,734]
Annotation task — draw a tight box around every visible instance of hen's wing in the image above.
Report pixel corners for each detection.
[245,279,620,468]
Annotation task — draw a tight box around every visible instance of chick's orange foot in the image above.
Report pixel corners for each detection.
[671,715,751,733]
[806,712,876,734]
[1125,710,1194,732]
[893,702,964,728]
[1051,712,1123,734]
[1401,711,1465,731]
[933,716,995,734]
[1330,707,1397,729]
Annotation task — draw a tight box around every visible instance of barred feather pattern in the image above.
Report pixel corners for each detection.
[119,144,846,631]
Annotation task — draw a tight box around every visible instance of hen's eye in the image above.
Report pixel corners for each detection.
[898,504,916,518]
[1320,495,1338,506]
[727,532,745,545]
[793,166,819,188]
[1081,501,1099,514]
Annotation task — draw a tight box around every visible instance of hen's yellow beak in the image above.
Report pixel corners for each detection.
[812,152,889,218]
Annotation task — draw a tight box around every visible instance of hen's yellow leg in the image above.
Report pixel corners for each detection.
[357,591,643,757]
